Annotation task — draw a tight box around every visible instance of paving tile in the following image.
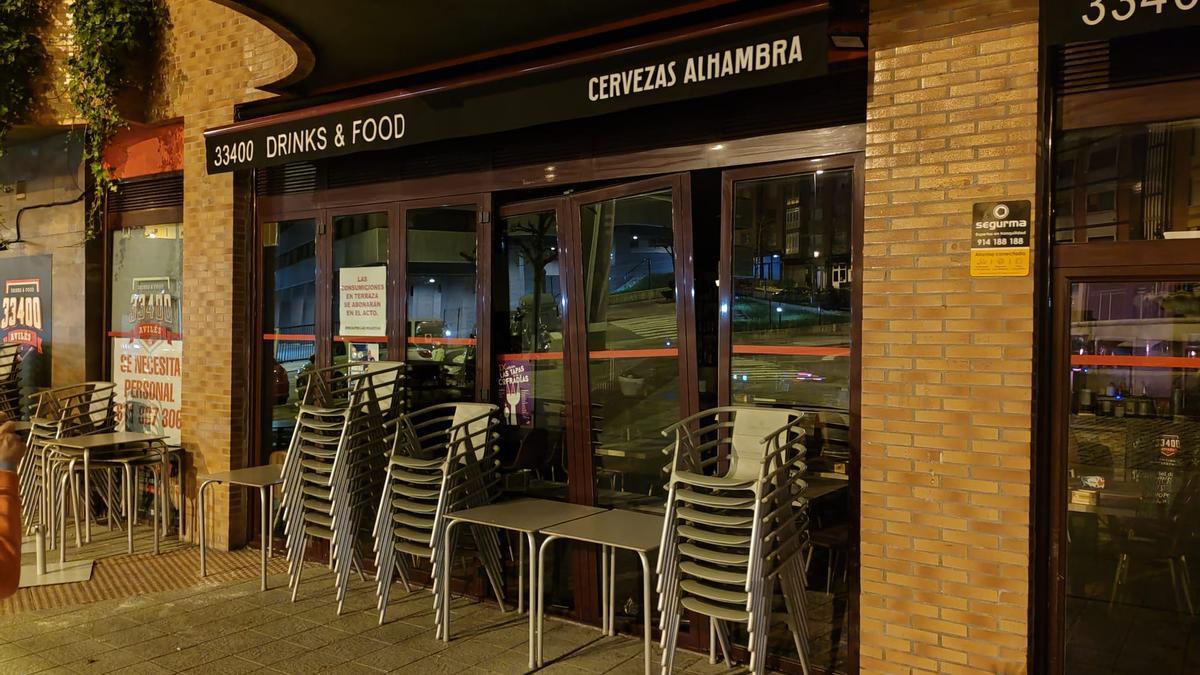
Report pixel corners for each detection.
[395,655,491,675]
[237,636,308,666]
[288,623,354,649]
[252,614,321,640]
[0,643,31,664]
[179,655,259,674]
[55,648,149,674]
[106,663,172,675]
[12,627,90,654]
[148,644,222,672]
[358,619,425,645]
[0,653,57,673]
[39,639,115,666]
[263,648,347,674]
[350,643,427,672]
[97,624,169,649]
[116,634,191,662]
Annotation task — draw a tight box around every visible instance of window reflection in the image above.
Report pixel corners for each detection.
[332,212,389,370]
[406,205,477,407]
[496,210,569,501]
[1055,118,1200,243]
[262,218,316,459]
[580,188,679,507]
[1066,280,1200,673]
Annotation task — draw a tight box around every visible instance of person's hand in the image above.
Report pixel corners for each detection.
[0,414,24,473]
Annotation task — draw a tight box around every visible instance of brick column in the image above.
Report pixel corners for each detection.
[151,0,300,550]
[860,1,1039,672]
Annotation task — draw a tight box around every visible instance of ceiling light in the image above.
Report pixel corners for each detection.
[830,34,866,50]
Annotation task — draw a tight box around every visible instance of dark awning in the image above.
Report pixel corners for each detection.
[213,0,752,95]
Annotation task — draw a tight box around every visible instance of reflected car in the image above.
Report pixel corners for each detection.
[272,361,289,405]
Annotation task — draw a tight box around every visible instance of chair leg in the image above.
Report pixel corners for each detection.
[1110,553,1128,608]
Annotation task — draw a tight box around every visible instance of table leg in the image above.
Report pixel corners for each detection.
[106,469,114,532]
[638,551,652,675]
[535,530,549,667]
[601,543,609,636]
[536,535,558,668]
[609,546,617,636]
[83,451,91,544]
[151,467,160,555]
[259,485,269,591]
[57,467,70,564]
[124,464,134,554]
[198,480,216,577]
[518,535,524,614]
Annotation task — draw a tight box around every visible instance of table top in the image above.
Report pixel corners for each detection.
[200,464,283,488]
[50,431,167,450]
[446,498,606,533]
[806,476,849,501]
[539,509,664,552]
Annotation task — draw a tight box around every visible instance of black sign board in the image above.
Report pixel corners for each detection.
[972,201,1032,249]
[1043,0,1200,45]
[205,13,828,174]
[0,255,52,406]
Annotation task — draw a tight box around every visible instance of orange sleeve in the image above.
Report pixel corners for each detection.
[0,470,20,599]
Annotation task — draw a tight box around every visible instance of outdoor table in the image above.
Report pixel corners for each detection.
[536,509,664,674]
[48,431,168,557]
[441,498,606,669]
[804,475,849,501]
[198,464,283,591]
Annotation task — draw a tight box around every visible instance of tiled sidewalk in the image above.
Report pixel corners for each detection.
[0,566,739,674]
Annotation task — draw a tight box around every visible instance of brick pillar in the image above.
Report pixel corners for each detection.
[155,0,300,550]
[860,1,1039,672]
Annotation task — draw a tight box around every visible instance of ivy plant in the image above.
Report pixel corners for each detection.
[66,0,167,237]
[0,0,49,156]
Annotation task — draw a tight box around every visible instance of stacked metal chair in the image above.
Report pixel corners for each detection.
[281,361,405,613]
[22,383,118,546]
[373,402,507,632]
[656,406,812,675]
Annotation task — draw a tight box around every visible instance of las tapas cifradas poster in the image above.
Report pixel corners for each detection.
[0,256,52,401]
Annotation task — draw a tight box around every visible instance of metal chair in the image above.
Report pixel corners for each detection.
[0,343,24,420]
[281,361,405,613]
[25,383,119,549]
[372,402,508,630]
[656,406,812,675]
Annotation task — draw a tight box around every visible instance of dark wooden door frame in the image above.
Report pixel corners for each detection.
[1044,241,1200,675]
[716,152,864,674]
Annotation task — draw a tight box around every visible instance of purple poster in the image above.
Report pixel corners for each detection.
[498,361,532,427]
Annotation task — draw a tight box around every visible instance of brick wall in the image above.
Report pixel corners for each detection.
[145,0,298,549]
[861,1,1039,672]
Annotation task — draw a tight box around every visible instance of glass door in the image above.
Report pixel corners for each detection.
[401,198,490,408]
[330,206,395,372]
[719,156,861,673]
[260,215,319,463]
[568,175,697,510]
[1056,276,1200,674]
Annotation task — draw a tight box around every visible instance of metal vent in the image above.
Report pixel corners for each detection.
[1056,26,1200,96]
[255,161,318,195]
[109,173,183,212]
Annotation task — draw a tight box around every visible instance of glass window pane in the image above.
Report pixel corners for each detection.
[579,188,678,508]
[496,210,569,502]
[262,218,316,459]
[1055,118,1200,243]
[730,169,853,411]
[1065,280,1200,672]
[332,211,389,369]
[406,205,477,407]
[110,223,183,443]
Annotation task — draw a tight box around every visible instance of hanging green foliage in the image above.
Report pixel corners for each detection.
[66,0,167,237]
[0,0,49,155]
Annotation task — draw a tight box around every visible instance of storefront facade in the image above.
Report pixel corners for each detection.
[7,0,1200,671]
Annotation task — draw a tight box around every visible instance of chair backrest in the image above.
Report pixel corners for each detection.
[33,382,116,437]
[728,407,802,481]
[452,402,496,459]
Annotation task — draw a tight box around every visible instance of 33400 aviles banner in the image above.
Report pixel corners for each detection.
[205,12,827,173]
